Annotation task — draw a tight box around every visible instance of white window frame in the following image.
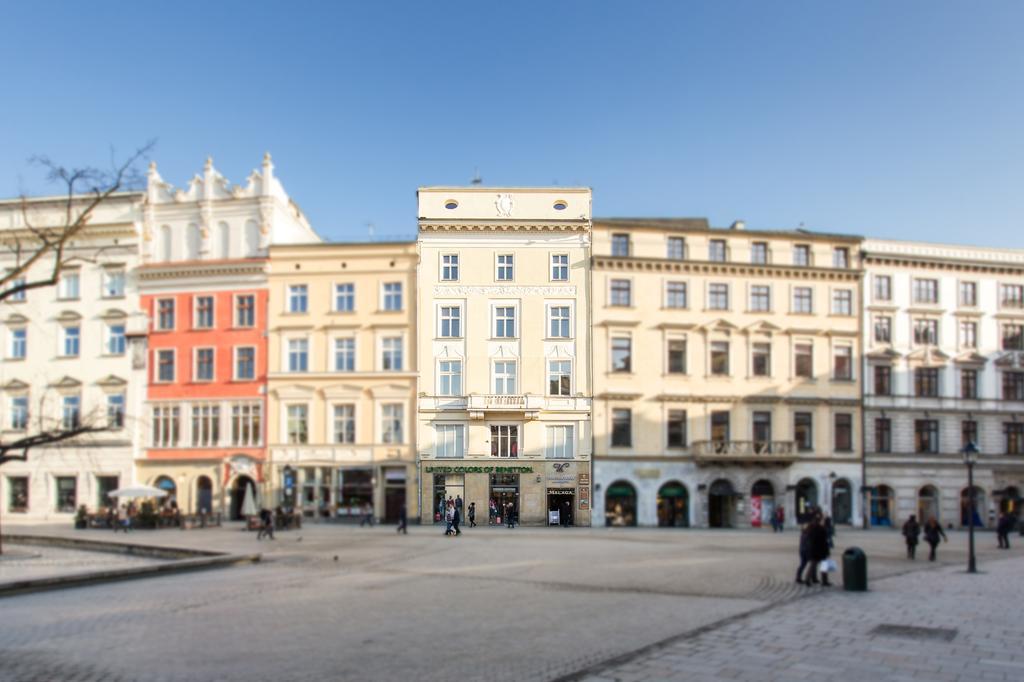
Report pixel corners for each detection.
[193,295,215,329]
[493,304,518,339]
[792,286,814,314]
[665,281,687,309]
[438,359,463,397]
[707,283,730,311]
[751,341,772,378]
[287,337,310,373]
[59,271,80,300]
[546,303,572,339]
[332,403,356,444]
[9,327,26,359]
[550,253,569,281]
[749,284,771,313]
[61,325,81,358]
[287,284,308,314]
[381,336,403,371]
[102,268,126,298]
[154,348,176,383]
[495,254,515,282]
[193,347,216,382]
[9,394,29,431]
[234,293,256,328]
[489,423,520,458]
[493,360,518,395]
[381,282,403,311]
[434,423,465,458]
[234,346,256,381]
[285,403,310,444]
[333,336,356,372]
[156,298,176,331]
[333,282,355,313]
[440,253,460,282]
[381,403,404,444]
[547,359,572,397]
[106,323,126,356]
[545,424,574,459]
[438,304,463,339]
[831,288,853,316]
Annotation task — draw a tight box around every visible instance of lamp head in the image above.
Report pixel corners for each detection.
[962,441,979,465]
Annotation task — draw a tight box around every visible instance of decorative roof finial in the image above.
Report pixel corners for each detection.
[263,151,272,165]
[205,156,213,171]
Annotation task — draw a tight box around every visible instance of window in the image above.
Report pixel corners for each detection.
[8,277,26,302]
[749,285,770,312]
[59,271,80,299]
[103,269,125,298]
[62,395,80,430]
[794,412,813,451]
[333,405,355,444]
[439,306,462,338]
[494,361,517,394]
[711,411,730,442]
[666,282,687,309]
[874,366,892,395]
[915,419,939,453]
[195,348,214,381]
[611,409,632,447]
[156,349,175,382]
[832,247,849,268]
[106,324,126,355]
[710,341,729,376]
[548,306,571,338]
[550,254,569,281]
[106,392,125,429]
[9,328,26,359]
[752,411,772,445]
[383,282,403,311]
[231,403,261,447]
[191,404,220,447]
[959,282,977,307]
[433,360,461,396]
[334,283,355,312]
[1001,284,1024,309]
[791,286,813,314]
[235,347,255,380]
[194,296,214,329]
[288,339,309,372]
[235,295,255,327]
[961,420,978,450]
[914,319,938,345]
[875,418,892,453]
[751,242,768,265]
[546,425,574,459]
[793,244,811,266]
[548,360,571,396]
[834,413,853,451]
[9,396,28,430]
[610,279,631,306]
[667,339,686,374]
[752,343,771,377]
[382,337,403,371]
[1007,423,1024,455]
[1003,324,1024,351]
[795,343,813,378]
[382,404,404,443]
[833,346,852,380]
[667,410,687,448]
[288,285,308,313]
[708,239,726,262]
[62,326,80,357]
[56,476,77,513]
[915,368,939,397]
[435,424,464,458]
[667,237,685,260]
[831,290,853,316]
[334,338,355,372]
[157,299,175,330]
[960,321,977,349]
[287,405,309,444]
[1004,372,1024,401]
[874,316,892,344]
[496,254,514,281]
[152,406,180,447]
[611,234,630,257]
[491,424,519,457]
[961,369,978,399]
[7,476,28,512]
[611,337,632,373]
[441,254,459,282]
[874,275,892,301]
[488,305,514,338]
[913,278,939,304]
[708,283,729,310]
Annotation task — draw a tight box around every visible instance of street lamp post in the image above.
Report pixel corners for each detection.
[962,441,979,574]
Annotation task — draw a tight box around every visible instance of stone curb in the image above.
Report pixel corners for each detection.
[2,533,220,560]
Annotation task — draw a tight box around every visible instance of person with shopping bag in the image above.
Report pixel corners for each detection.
[803,515,833,587]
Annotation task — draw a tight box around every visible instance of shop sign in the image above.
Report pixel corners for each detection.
[635,468,661,479]
[424,465,533,474]
[578,473,590,485]
[547,488,574,495]
[578,486,590,510]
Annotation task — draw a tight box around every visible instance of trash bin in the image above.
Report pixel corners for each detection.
[842,547,867,592]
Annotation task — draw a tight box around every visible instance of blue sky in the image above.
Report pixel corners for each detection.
[1,1,1022,246]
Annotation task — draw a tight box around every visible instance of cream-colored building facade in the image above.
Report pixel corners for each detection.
[267,241,418,523]
[416,188,593,526]
[592,219,864,528]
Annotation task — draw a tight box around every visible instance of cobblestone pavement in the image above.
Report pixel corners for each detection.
[0,524,1020,681]
[0,544,165,582]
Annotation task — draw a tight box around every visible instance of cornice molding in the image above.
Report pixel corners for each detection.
[592,256,861,281]
[419,221,588,233]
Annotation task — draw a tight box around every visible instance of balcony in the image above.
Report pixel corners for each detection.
[692,440,798,465]
[467,393,543,420]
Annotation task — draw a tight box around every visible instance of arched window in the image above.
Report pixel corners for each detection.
[196,476,213,515]
[831,479,852,524]
[960,486,985,527]
[185,224,201,260]
[657,481,688,528]
[244,219,260,257]
[217,221,231,259]
[154,475,177,509]
[871,485,894,526]
[160,225,173,261]
[918,485,940,524]
[708,479,737,528]
[605,480,636,527]
[795,478,818,522]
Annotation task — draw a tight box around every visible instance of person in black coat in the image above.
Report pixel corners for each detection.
[923,517,947,561]
[996,512,1013,549]
[795,523,813,584]
[902,515,921,559]
[452,505,461,536]
[803,516,832,586]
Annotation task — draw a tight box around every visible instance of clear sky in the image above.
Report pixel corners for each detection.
[2,1,1022,246]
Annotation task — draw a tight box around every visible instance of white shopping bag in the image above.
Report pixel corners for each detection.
[819,559,838,573]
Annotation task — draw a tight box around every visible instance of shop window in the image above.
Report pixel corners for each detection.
[7,476,28,512]
[56,476,76,513]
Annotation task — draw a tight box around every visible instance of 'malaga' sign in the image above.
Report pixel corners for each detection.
[424,465,534,474]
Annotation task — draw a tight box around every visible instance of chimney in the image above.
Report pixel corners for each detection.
[731,220,746,231]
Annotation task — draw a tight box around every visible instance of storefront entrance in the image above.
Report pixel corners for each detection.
[750,480,774,528]
[870,485,894,526]
[795,478,818,523]
[708,479,736,528]
[657,482,689,527]
[230,475,256,521]
[384,468,406,523]
[1000,486,1021,518]
[433,473,465,524]
[490,473,519,525]
[547,489,574,526]
[604,481,637,526]
[196,476,213,514]
[831,479,852,524]
[960,486,985,527]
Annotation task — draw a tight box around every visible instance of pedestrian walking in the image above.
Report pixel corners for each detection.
[444,502,454,536]
[773,507,785,533]
[562,499,571,527]
[804,515,832,587]
[795,523,812,584]
[360,502,374,527]
[996,511,1012,549]
[505,502,516,529]
[468,502,476,528]
[452,504,461,536]
[257,508,275,540]
[455,495,463,517]
[824,515,835,549]
[902,514,921,560]
[397,505,407,535]
[923,517,947,561]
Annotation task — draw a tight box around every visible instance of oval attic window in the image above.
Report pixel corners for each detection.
[444,200,459,210]
[553,200,568,211]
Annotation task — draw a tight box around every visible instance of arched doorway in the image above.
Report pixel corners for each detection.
[708,479,737,528]
[831,479,852,524]
[657,481,689,527]
[195,476,213,514]
[230,475,257,521]
[1001,486,1021,518]
[795,478,818,522]
[750,479,775,528]
[960,486,985,527]
[870,485,894,527]
[154,476,177,509]
[604,481,637,527]
[918,485,940,524]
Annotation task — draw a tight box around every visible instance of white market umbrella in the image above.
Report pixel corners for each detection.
[109,485,169,500]
[240,482,258,517]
